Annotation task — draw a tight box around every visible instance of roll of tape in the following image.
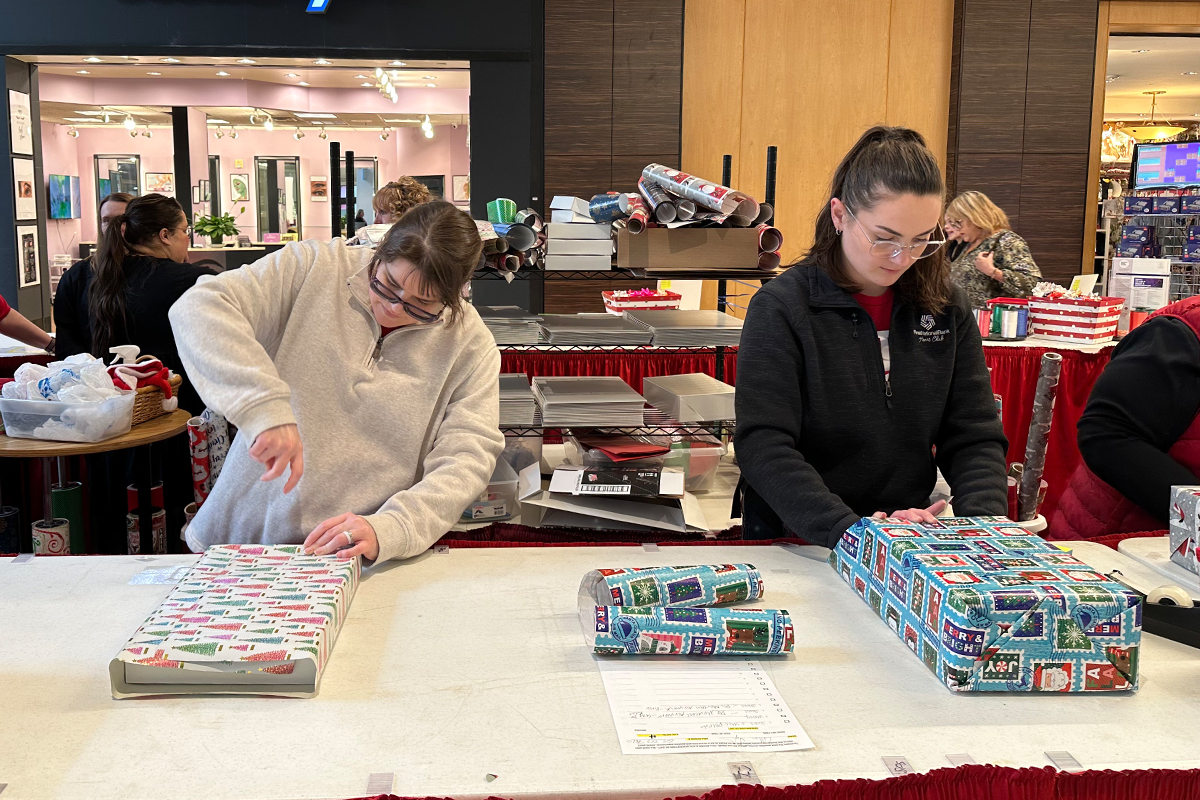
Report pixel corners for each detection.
[1147,584,1194,608]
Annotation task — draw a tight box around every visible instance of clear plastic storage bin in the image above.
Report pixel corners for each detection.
[0,393,136,443]
[562,434,669,469]
[662,435,727,493]
[460,459,520,522]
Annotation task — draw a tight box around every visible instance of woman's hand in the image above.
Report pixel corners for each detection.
[303,512,379,561]
[248,423,304,493]
[871,500,947,524]
[974,251,1001,280]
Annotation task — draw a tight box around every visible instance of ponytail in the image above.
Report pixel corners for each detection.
[799,125,951,313]
[87,193,184,357]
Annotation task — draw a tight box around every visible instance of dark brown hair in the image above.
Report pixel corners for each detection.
[799,125,951,313]
[369,200,483,325]
[89,193,185,356]
[372,177,433,220]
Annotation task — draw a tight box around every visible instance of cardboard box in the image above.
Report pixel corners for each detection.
[545,221,611,240]
[1117,242,1155,258]
[1185,241,1200,262]
[615,228,761,270]
[1184,195,1200,214]
[544,253,612,271]
[1169,486,1200,577]
[1111,257,1172,276]
[546,238,612,256]
[830,516,1142,693]
[1124,196,1153,215]
[550,195,591,217]
[1120,225,1153,244]
[1154,196,1182,214]
[642,373,736,422]
[550,465,685,498]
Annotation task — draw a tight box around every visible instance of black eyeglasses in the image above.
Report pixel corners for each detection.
[369,265,444,323]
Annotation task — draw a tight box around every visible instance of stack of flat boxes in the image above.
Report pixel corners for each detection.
[546,196,612,271]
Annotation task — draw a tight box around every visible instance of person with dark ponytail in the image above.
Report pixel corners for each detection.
[734,126,1008,546]
[53,193,213,414]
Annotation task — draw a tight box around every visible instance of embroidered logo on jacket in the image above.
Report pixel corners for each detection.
[913,313,950,343]
[920,314,936,330]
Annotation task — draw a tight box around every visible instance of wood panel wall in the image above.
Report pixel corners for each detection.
[947,0,1101,284]
[681,0,954,317]
[543,0,683,312]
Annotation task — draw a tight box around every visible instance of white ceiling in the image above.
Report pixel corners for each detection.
[1106,35,1200,121]
[41,101,466,131]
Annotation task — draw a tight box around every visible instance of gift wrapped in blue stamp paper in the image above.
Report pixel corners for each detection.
[584,605,794,655]
[830,516,1142,693]
[579,564,764,608]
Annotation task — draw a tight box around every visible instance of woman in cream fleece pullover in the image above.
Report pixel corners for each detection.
[169,201,503,563]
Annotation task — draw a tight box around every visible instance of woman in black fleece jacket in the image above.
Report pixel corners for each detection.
[735,126,1008,547]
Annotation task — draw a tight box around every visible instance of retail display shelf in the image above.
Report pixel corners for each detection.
[500,405,735,438]
[497,343,738,354]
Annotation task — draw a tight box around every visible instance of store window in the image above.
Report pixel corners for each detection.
[208,154,222,213]
[254,156,301,238]
[338,157,378,224]
[94,154,140,205]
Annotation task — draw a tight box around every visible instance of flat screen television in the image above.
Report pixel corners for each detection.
[1132,141,1200,189]
[48,174,81,219]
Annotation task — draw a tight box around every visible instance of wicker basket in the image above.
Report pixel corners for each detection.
[132,374,183,426]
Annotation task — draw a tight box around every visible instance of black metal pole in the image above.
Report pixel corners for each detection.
[344,149,356,237]
[765,146,778,225]
[329,141,342,238]
[721,154,732,188]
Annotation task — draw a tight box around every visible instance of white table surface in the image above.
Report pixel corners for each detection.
[4,545,1200,800]
[981,335,1117,355]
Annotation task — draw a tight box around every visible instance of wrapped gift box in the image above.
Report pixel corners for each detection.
[602,289,683,315]
[1170,486,1200,577]
[1029,296,1125,343]
[830,516,1142,693]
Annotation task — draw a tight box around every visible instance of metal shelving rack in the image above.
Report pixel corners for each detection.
[500,406,735,439]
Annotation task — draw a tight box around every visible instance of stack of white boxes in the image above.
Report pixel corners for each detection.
[1170,485,1200,577]
[546,196,612,271]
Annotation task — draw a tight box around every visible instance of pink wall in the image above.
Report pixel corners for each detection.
[40,120,470,253]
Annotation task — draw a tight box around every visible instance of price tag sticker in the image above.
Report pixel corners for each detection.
[10,554,33,564]
[727,761,761,785]
[433,545,450,555]
[946,753,977,767]
[366,773,394,793]
[642,543,660,552]
[1046,751,1084,772]
[882,755,915,776]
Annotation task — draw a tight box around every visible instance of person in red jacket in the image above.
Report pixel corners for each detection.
[1049,296,1200,539]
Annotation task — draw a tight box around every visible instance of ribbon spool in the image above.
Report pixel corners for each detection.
[0,506,20,553]
[52,481,85,554]
[32,518,71,555]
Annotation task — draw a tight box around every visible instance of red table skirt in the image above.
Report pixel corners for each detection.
[364,763,1200,800]
[500,348,736,394]
[985,345,1112,524]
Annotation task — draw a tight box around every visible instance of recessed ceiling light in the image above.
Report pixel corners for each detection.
[295,112,338,118]
[207,118,230,124]
[1106,74,1120,82]
[285,73,299,78]
[314,59,332,65]
[389,61,407,66]
[1185,72,1198,76]
[161,57,181,63]
[1133,49,1150,53]
[237,58,256,65]
[64,117,97,122]
[84,57,102,63]
[147,71,161,76]
[76,70,90,74]
[425,83,436,88]
[298,81,310,86]
[74,110,104,115]
[216,71,230,76]
[422,75,435,79]
[355,74,369,79]
[384,118,420,123]
[361,82,372,87]
[311,121,325,125]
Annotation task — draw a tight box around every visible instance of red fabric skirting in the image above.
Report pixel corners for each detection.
[985,346,1112,525]
[500,348,737,393]
[365,764,1200,800]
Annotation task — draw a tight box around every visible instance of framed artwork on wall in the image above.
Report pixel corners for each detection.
[145,172,175,196]
[192,186,201,204]
[12,157,35,220]
[453,174,470,203]
[412,175,445,199]
[16,225,40,288]
[8,90,33,155]
[230,173,249,202]
[310,176,328,201]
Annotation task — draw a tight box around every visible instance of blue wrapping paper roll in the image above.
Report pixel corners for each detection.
[584,605,794,656]
[589,193,631,223]
[579,564,764,608]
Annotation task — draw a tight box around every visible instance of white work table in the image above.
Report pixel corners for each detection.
[3,545,1200,800]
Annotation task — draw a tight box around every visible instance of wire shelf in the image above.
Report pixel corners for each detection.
[498,344,738,354]
[499,406,735,438]
[1171,263,1200,302]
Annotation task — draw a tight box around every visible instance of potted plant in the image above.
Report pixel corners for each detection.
[193,212,240,246]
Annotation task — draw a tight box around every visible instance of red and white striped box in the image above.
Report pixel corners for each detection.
[1028,296,1125,343]
[602,289,683,316]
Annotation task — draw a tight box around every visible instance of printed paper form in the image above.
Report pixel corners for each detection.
[597,658,814,755]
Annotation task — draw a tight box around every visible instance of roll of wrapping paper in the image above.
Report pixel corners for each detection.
[675,198,696,221]
[641,163,759,223]
[32,518,71,556]
[489,252,520,272]
[515,208,544,232]
[52,481,85,554]
[486,198,517,224]
[126,482,164,513]
[0,506,20,553]
[579,564,764,607]
[589,193,631,223]
[126,508,167,555]
[637,178,677,223]
[184,502,200,527]
[756,223,783,252]
[187,416,212,506]
[584,604,794,656]
[475,220,510,255]
[752,203,774,227]
[1017,352,1063,520]
[625,195,649,234]
[200,409,231,486]
[495,221,537,251]
[758,250,781,271]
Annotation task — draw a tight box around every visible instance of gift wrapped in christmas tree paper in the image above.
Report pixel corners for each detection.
[110,544,359,698]
[830,516,1142,693]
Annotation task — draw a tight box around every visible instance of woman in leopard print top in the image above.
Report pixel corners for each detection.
[945,191,1041,309]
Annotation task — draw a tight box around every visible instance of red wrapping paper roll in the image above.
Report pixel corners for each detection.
[626,195,649,235]
[756,223,783,253]
[187,416,211,506]
[758,250,781,271]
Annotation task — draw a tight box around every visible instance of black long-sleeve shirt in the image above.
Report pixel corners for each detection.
[734,263,1008,547]
[1077,316,1200,522]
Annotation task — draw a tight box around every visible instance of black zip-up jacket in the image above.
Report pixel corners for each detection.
[734,263,1008,547]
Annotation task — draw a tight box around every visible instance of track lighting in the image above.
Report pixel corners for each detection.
[294,129,305,140]
[129,129,138,138]
[319,129,328,140]
[424,128,434,139]
[421,115,432,132]
[124,115,136,130]
[263,116,274,132]
[142,128,153,138]
[380,128,390,141]
[67,126,79,138]
[215,128,225,139]
[229,128,238,139]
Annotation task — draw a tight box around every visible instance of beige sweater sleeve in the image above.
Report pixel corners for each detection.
[169,242,317,443]
[365,342,504,562]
